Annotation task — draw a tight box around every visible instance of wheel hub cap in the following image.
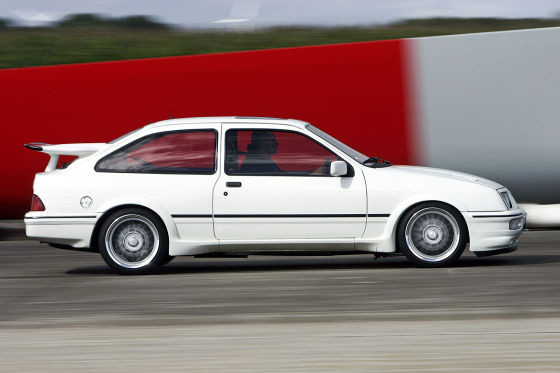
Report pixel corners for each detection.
[123,232,143,252]
[423,225,443,245]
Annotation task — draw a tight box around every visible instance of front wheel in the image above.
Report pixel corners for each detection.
[397,203,468,267]
[98,208,169,274]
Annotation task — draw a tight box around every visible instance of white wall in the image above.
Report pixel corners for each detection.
[412,27,560,204]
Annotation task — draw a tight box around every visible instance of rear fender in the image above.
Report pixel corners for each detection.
[95,197,180,251]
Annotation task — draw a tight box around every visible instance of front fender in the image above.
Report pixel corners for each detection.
[382,193,468,239]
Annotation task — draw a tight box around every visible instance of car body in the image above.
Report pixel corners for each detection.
[25,116,525,273]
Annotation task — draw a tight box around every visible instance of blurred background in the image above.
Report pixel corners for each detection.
[1,0,560,69]
[2,1,560,225]
[2,2,560,373]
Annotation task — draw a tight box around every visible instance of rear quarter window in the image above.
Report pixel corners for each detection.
[95,130,217,174]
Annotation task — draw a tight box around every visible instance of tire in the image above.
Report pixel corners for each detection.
[397,202,467,267]
[98,208,169,274]
[160,255,175,266]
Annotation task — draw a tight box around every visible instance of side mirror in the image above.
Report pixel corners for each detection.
[330,160,348,177]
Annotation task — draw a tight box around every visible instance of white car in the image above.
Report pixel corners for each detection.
[25,117,525,274]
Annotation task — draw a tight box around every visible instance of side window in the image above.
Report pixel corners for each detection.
[225,129,339,176]
[96,130,216,174]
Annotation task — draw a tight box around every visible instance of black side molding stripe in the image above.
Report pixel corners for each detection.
[173,214,390,218]
[29,213,392,220]
[172,214,213,218]
[472,213,524,218]
[214,214,365,218]
[25,216,97,219]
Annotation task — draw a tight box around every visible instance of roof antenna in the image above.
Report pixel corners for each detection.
[169,108,173,119]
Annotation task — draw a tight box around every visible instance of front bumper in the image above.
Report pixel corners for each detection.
[463,209,526,253]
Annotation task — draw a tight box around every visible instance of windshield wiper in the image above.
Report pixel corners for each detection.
[363,156,392,168]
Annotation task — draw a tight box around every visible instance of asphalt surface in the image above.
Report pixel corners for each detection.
[1,231,560,372]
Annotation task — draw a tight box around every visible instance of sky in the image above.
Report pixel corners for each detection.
[2,0,560,27]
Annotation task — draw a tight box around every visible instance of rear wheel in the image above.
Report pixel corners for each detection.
[98,208,169,274]
[397,203,467,267]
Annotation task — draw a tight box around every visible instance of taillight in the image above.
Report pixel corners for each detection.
[31,194,45,211]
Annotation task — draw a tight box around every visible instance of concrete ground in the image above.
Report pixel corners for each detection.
[1,231,559,372]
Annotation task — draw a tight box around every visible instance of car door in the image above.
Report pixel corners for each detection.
[212,123,367,243]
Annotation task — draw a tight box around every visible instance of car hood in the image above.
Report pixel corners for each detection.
[389,165,504,190]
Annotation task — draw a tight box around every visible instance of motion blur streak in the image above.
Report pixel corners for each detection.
[0,40,410,218]
[3,27,560,225]
[411,27,560,205]
[1,232,560,371]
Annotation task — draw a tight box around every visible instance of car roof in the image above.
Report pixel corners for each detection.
[146,116,310,130]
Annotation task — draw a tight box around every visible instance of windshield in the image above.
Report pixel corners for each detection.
[306,124,368,163]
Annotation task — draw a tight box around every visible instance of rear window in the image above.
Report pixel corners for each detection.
[96,130,217,174]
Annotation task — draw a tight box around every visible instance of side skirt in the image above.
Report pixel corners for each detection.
[47,242,98,253]
[474,245,517,257]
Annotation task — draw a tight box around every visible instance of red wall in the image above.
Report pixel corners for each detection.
[1,39,413,218]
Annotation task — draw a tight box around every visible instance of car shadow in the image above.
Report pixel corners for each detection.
[65,253,560,276]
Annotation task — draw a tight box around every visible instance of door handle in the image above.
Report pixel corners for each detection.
[226,181,242,188]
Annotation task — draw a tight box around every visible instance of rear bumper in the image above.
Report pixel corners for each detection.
[463,209,525,253]
[24,214,97,248]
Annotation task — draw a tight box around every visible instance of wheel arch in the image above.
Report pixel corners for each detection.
[392,200,470,253]
[90,203,173,252]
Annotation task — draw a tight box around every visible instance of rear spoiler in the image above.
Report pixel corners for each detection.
[24,142,107,172]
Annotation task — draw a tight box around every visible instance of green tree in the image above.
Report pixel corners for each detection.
[0,18,13,28]
[56,13,167,30]
[56,13,111,28]
[113,15,168,30]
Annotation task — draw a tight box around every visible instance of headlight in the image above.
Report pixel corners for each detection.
[499,191,513,210]
[509,217,524,230]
